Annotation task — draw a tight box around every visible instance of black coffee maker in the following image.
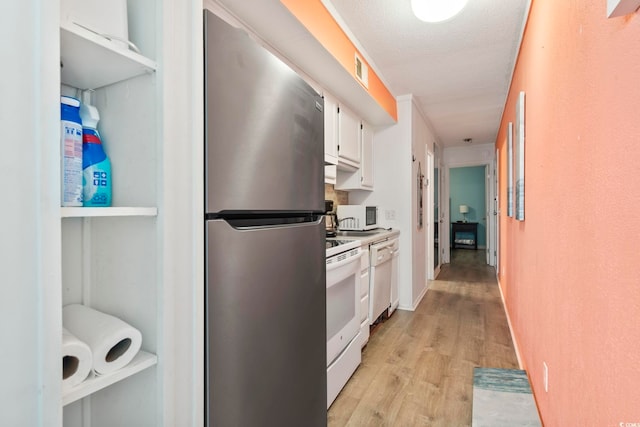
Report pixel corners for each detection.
[325,200,338,237]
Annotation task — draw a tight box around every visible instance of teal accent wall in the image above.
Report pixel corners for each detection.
[450,166,486,248]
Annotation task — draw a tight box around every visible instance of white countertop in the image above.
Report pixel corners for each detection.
[331,228,400,246]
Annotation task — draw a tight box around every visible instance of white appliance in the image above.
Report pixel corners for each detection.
[336,205,379,231]
[326,239,362,408]
[369,238,394,323]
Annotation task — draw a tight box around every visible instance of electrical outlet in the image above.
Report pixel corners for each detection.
[385,210,396,220]
[543,362,549,392]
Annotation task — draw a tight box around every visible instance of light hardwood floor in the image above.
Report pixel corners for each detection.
[327,249,519,426]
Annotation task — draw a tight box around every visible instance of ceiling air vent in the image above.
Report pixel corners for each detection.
[354,52,369,89]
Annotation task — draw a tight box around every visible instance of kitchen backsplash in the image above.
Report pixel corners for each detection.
[324,184,348,211]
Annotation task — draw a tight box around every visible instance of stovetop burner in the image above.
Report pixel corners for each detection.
[326,239,352,249]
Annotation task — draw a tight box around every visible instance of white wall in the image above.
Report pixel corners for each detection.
[443,143,495,166]
[410,100,429,308]
[0,1,61,425]
[160,0,205,424]
[350,99,412,307]
[351,95,436,310]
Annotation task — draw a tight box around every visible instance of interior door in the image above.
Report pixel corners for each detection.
[485,164,491,264]
[426,151,434,280]
[433,146,441,274]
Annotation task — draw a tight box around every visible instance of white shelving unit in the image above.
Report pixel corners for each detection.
[4,1,203,426]
[61,207,158,218]
[60,21,156,90]
[62,351,157,406]
[58,4,163,427]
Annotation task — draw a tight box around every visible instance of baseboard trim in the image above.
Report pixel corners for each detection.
[496,275,523,369]
[397,283,429,312]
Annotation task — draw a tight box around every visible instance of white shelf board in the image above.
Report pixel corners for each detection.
[62,351,157,406]
[60,207,158,218]
[60,21,157,90]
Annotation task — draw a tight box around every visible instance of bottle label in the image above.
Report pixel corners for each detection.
[83,133,101,144]
[61,119,83,206]
[83,161,112,207]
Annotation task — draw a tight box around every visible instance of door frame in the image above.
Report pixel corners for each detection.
[442,157,497,266]
[426,151,440,280]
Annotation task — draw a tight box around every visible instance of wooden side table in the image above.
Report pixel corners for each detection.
[451,222,478,250]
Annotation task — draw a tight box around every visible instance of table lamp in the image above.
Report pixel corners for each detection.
[459,205,469,222]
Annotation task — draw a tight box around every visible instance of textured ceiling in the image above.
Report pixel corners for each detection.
[211,0,530,147]
[328,0,530,147]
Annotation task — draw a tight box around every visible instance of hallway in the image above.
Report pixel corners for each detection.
[328,249,519,426]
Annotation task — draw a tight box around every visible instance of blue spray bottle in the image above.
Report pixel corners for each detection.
[80,92,112,207]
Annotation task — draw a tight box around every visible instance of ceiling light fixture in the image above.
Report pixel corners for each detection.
[411,0,468,23]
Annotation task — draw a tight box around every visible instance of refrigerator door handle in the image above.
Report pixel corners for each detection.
[225,216,324,230]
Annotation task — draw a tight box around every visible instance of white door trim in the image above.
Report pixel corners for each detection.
[443,155,497,266]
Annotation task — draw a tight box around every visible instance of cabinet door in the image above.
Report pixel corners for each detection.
[360,121,374,189]
[337,104,361,170]
[324,165,337,185]
[323,92,338,165]
[335,121,374,191]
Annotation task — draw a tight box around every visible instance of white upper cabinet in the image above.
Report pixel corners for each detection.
[360,121,374,189]
[323,92,338,165]
[335,120,374,191]
[337,103,361,170]
[325,165,337,185]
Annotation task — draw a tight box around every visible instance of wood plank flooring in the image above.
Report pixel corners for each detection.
[328,249,519,427]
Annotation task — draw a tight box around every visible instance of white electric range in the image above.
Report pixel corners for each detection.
[325,237,362,408]
[325,238,360,257]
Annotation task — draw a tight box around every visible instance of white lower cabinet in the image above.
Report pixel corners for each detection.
[389,238,400,315]
[359,248,370,348]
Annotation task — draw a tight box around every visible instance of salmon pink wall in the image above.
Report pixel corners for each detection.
[280,0,397,121]
[497,0,640,424]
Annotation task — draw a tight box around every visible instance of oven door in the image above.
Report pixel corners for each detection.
[326,250,361,366]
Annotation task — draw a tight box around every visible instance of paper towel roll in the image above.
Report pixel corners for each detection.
[63,304,142,375]
[62,327,92,390]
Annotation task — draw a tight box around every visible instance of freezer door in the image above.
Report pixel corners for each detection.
[204,11,324,214]
[205,219,327,427]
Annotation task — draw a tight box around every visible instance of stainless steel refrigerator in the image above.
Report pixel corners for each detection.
[204,10,326,427]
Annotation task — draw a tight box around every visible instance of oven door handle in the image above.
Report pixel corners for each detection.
[326,251,362,273]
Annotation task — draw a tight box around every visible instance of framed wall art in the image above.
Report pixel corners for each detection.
[507,121,513,217]
[515,91,525,221]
